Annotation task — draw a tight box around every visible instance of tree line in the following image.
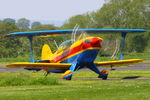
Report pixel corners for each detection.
[0,0,150,59]
[0,18,61,59]
[1,18,42,29]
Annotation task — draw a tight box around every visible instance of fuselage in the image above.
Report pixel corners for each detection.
[50,37,104,64]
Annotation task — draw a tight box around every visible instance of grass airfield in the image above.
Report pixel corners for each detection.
[0,69,150,100]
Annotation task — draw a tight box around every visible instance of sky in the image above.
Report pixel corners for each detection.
[0,0,105,25]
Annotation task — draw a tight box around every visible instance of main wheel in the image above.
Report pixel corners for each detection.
[65,76,72,80]
[102,75,108,80]
[98,69,109,80]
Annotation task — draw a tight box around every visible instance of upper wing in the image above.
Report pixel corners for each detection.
[7,62,71,70]
[4,29,146,38]
[94,59,143,67]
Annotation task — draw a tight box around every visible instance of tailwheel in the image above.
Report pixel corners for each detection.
[98,69,109,80]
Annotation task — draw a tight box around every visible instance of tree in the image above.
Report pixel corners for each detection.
[31,24,57,31]
[0,22,19,35]
[31,21,41,28]
[62,0,150,53]
[127,35,147,52]
[3,18,16,24]
[16,18,30,29]
[0,22,22,58]
[62,14,90,29]
[93,0,150,29]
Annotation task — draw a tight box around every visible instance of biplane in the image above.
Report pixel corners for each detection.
[3,29,146,80]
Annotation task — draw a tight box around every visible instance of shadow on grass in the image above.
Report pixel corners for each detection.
[122,76,141,79]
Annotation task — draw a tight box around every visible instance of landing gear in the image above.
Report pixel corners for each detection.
[44,71,50,77]
[62,70,73,80]
[65,76,72,80]
[98,69,109,80]
[98,75,108,80]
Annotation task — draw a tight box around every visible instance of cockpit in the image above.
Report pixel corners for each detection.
[55,32,89,54]
[57,40,72,52]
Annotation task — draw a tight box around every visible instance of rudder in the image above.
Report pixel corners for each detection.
[41,44,53,60]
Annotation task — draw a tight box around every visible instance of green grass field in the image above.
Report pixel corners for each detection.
[0,52,149,100]
[0,70,150,100]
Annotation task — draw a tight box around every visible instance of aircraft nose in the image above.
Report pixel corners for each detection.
[83,37,104,48]
[91,37,104,47]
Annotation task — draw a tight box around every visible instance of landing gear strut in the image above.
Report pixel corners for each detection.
[44,71,50,77]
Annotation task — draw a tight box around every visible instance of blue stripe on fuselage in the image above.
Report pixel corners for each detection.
[61,49,99,64]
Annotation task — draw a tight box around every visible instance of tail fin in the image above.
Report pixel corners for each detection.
[41,44,53,60]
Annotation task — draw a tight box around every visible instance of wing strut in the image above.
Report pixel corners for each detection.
[119,32,127,60]
[28,36,34,62]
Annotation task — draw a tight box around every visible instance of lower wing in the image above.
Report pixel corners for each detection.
[7,62,71,70]
[94,59,143,67]
[7,59,143,70]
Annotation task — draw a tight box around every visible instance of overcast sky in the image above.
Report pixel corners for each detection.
[0,0,105,21]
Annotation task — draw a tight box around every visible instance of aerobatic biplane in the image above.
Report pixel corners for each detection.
[3,29,146,80]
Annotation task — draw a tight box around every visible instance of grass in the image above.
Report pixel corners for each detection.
[0,81,150,100]
[0,55,39,63]
[95,52,150,61]
[0,57,29,63]
[0,72,58,86]
[0,70,150,100]
[123,52,150,60]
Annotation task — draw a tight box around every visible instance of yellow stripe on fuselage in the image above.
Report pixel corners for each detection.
[57,47,100,63]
